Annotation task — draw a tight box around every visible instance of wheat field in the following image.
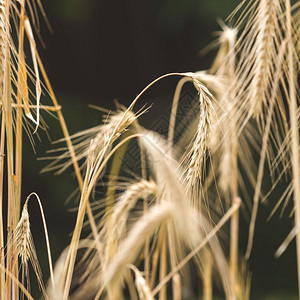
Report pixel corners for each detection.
[0,0,299,299]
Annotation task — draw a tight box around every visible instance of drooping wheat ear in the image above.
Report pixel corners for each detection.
[233,0,284,120]
[41,109,139,175]
[13,201,47,298]
[104,179,158,263]
[139,130,234,298]
[14,203,31,266]
[130,265,154,300]
[184,74,214,189]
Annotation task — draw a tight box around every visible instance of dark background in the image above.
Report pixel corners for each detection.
[20,0,297,299]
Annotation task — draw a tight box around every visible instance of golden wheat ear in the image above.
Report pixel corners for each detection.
[103,179,158,263]
[139,129,235,299]
[232,0,285,120]
[13,200,46,297]
[13,192,54,299]
[178,74,214,194]
[40,108,140,175]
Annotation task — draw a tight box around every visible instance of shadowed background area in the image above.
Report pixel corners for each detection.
[20,0,297,299]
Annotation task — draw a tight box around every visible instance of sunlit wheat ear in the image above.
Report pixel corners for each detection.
[13,201,46,297]
[139,130,234,298]
[104,179,158,262]
[41,108,140,175]
[182,75,214,189]
[168,71,225,153]
[130,265,154,300]
[232,0,284,120]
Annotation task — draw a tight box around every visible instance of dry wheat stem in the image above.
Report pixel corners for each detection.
[159,226,167,300]
[15,1,26,228]
[0,103,62,111]
[25,193,54,287]
[167,223,182,300]
[2,1,17,298]
[275,226,298,258]
[0,264,33,300]
[202,253,213,300]
[168,76,191,146]
[285,0,300,295]
[0,118,4,300]
[130,264,154,300]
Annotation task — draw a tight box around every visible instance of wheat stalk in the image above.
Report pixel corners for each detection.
[130,265,154,300]
[0,3,5,296]
[285,0,300,295]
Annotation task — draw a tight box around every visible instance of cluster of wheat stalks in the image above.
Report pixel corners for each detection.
[0,0,299,299]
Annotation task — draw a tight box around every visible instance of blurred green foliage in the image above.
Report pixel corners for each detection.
[49,0,94,22]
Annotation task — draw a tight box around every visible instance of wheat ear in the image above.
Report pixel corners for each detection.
[13,198,46,298]
[184,75,214,194]
[140,129,234,299]
[104,179,157,263]
[233,0,284,120]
